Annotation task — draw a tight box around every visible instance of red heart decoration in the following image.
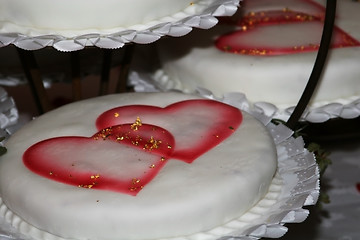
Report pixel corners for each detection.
[24,100,242,195]
[96,99,242,163]
[23,124,175,196]
[216,2,360,55]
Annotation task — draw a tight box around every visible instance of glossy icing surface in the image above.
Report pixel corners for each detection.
[0,0,198,37]
[0,92,277,240]
[154,0,360,108]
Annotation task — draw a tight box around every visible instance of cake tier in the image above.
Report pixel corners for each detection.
[153,0,360,117]
[0,92,277,240]
[0,0,240,50]
[0,0,196,37]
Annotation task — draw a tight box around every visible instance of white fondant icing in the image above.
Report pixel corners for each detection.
[153,0,360,112]
[0,0,198,37]
[0,0,240,50]
[0,92,277,240]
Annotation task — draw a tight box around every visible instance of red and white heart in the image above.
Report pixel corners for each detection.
[96,99,242,163]
[216,7,360,55]
[23,100,242,195]
[23,124,175,196]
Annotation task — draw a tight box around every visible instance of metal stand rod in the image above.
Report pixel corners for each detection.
[99,49,113,95]
[286,0,337,130]
[116,44,135,93]
[16,48,52,114]
[70,51,82,101]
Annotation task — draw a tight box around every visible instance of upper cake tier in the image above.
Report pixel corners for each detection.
[0,0,240,51]
[152,0,360,122]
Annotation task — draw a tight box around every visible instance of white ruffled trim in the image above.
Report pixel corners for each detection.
[211,90,360,123]
[0,87,19,145]
[0,92,319,240]
[130,71,360,123]
[0,0,240,52]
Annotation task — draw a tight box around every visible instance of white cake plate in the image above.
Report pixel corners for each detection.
[0,87,319,240]
[0,0,239,52]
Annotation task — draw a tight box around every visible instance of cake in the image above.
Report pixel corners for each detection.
[0,0,240,50]
[0,92,278,240]
[153,0,360,111]
[0,0,198,37]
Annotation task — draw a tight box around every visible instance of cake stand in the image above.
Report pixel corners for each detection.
[0,0,333,239]
[0,0,240,114]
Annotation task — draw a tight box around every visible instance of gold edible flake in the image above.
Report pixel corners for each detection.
[78,184,94,189]
[144,136,162,151]
[132,178,141,184]
[91,174,100,179]
[131,117,142,131]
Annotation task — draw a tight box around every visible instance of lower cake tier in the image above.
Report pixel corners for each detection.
[0,92,277,240]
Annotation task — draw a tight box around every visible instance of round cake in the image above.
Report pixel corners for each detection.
[0,92,277,240]
[153,0,360,110]
[0,0,243,50]
[0,0,199,37]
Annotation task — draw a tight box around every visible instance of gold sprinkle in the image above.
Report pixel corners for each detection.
[78,184,94,189]
[49,171,53,175]
[129,186,144,192]
[94,127,113,140]
[91,174,100,179]
[144,136,162,151]
[167,144,172,149]
[114,112,119,118]
[150,164,156,168]
[131,117,142,131]
[161,157,166,162]
[132,178,141,184]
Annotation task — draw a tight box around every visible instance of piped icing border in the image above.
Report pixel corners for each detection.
[208,90,360,123]
[134,70,360,123]
[0,112,319,240]
[0,87,19,144]
[0,0,240,51]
